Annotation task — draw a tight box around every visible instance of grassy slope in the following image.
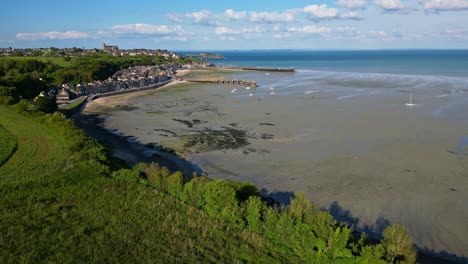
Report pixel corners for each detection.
[0,124,16,166]
[0,106,290,262]
[0,107,67,182]
[0,56,72,67]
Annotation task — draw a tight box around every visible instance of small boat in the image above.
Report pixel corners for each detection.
[249,93,254,97]
[246,86,251,90]
[406,94,416,107]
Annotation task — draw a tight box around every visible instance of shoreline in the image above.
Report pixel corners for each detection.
[77,68,467,264]
[84,67,244,111]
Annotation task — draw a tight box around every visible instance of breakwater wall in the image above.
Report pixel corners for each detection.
[229,67,295,73]
[185,79,257,87]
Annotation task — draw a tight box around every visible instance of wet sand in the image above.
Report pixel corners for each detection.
[83,69,468,259]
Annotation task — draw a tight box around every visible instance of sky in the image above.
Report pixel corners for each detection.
[1,0,468,50]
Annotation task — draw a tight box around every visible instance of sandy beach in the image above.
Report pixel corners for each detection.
[82,68,468,259]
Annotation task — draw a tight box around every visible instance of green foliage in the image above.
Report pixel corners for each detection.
[166,171,184,197]
[329,226,353,260]
[147,166,171,189]
[182,175,211,206]
[0,85,16,97]
[382,225,417,264]
[289,192,315,224]
[111,168,141,182]
[33,96,58,113]
[226,181,261,202]
[202,179,241,224]
[245,196,263,231]
[0,95,16,105]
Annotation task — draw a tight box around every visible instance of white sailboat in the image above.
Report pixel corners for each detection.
[406,94,416,107]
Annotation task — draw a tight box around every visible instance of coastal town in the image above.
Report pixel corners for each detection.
[55,63,179,104]
[0,43,215,104]
[0,44,182,59]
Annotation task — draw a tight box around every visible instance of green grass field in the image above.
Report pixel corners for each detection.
[0,56,72,67]
[0,106,68,182]
[0,124,17,166]
[0,106,288,262]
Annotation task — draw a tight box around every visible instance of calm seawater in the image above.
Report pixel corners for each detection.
[181,50,468,77]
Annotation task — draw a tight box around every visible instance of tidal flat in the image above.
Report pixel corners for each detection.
[84,69,468,258]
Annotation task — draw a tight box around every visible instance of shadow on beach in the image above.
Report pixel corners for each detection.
[73,112,203,179]
[327,200,468,264]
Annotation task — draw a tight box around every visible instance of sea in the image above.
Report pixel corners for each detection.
[184,49,468,77]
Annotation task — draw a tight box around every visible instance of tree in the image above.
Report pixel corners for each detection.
[33,96,57,113]
[289,192,315,224]
[166,171,184,198]
[382,225,416,264]
[111,168,141,183]
[202,179,241,223]
[245,196,263,231]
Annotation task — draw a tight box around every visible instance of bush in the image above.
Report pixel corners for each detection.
[33,96,57,113]
[111,168,141,183]
[226,181,260,202]
[166,171,184,197]
[245,196,263,231]
[202,179,241,223]
[0,96,16,105]
[182,175,211,206]
[147,166,171,189]
[382,225,416,264]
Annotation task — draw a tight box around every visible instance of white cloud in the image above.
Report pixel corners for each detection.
[160,36,189,41]
[16,31,92,40]
[288,25,333,34]
[366,30,407,40]
[214,26,267,35]
[168,9,299,26]
[248,10,298,23]
[288,25,357,35]
[224,9,247,20]
[419,0,468,12]
[435,28,468,39]
[98,24,188,37]
[374,0,410,13]
[219,36,237,41]
[341,11,365,19]
[304,4,340,20]
[168,10,219,26]
[215,26,240,35]
[336,0,368,10]
[184,10,219,26]
[303,4,365,20]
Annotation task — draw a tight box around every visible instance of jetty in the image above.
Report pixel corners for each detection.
[185,79,257,88]
[230,67,295,73]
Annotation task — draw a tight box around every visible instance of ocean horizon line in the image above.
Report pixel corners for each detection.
[176,48,468,52]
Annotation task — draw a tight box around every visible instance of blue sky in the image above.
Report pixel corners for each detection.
[1,0,468,50]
